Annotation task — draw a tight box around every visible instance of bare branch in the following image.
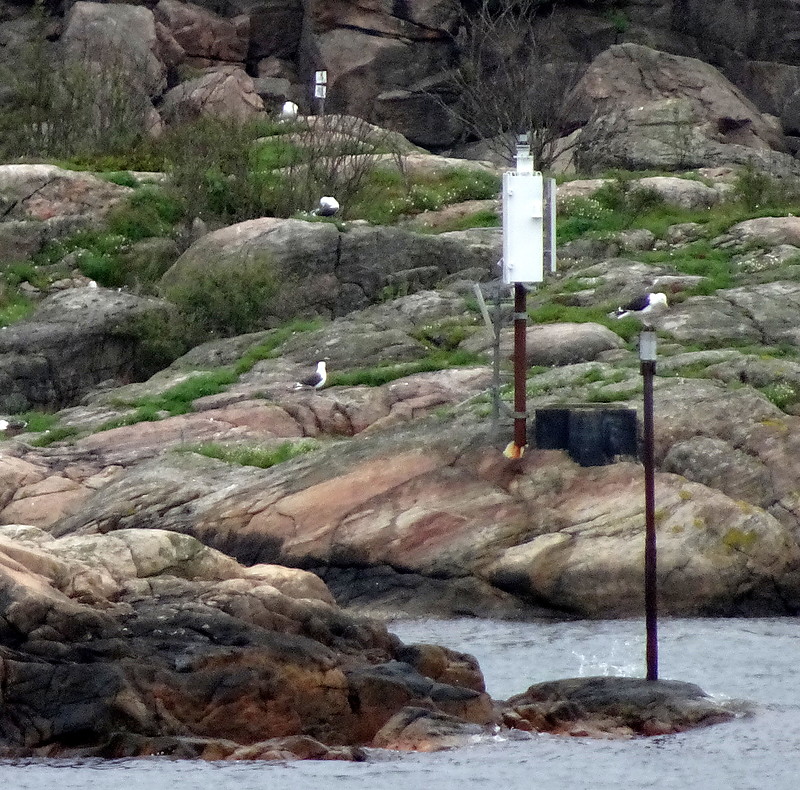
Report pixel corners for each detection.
[447,0,586,168]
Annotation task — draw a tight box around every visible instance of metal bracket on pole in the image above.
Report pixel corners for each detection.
[544,178,557,274]
[472,282,494,332]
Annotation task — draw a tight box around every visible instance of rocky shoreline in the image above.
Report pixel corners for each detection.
[0,525,736,759]
[5,10,800,751]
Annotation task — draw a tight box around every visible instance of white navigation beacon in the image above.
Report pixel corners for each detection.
[501,138,544,285]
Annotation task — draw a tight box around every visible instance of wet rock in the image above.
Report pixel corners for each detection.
[372,706,489,751]
[504,676,735,737]
[0,525,499,755]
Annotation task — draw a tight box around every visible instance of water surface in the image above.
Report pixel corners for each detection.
[3,617,797,790]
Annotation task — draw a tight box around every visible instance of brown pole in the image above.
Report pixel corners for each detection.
[513,283,527,452]
[641,357,658,681]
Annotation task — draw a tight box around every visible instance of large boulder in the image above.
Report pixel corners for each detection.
[654,282,800,346]
[0,164,133,261]
[159,218,499,330]
[726,216,800,247]
[463,322,625,367]
[571,44,799,174]
[154,0,249,66]
[0,165,132,222]
[305,27,459,147]
[0,287,177,412]
[159,66,265,123]
[62,1,166,98]
[503,676,734,737]
[0,524,498,757]
[573,43,784,150]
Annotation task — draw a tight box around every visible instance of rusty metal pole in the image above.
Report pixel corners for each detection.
[513,283,527,451]
[640,328,658,681]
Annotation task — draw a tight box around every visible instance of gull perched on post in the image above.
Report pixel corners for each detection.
[293,361,327,391]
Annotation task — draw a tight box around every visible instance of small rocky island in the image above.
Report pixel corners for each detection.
[0,526,734,759]
[3,0,800,760]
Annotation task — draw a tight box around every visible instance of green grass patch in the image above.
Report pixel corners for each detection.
[412,318,480,351]
[180,439,318,469]
[99,171,140,188]
[416,208,500,234]
[759,381,800,411]
[527,303,641,342]
[252,136,306,170]
[12,411,59,433]
[0,293,35,327]
[95,405,164,432]
[41,231,127,286]
[327,349,485,387]
[29,425,79,447]
[585,384,642,403]
[639,241,736,292]
[234,319,324,374]
[105,186,186,242]
[349,167,499,225]
[120,369,239,416]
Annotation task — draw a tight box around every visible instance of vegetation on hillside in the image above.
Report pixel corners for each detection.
[4,14,800,439]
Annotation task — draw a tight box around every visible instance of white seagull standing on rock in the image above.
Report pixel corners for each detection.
[613,292,668,319]
[314,196,339,217]
[293,361,327,391]
[0,418,28,436]
[279,101,299,121]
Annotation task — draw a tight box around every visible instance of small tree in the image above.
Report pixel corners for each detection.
[449,0,585,168]
[0,3,152,162]
[267,114,402,218]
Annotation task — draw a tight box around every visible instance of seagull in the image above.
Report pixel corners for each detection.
[613,292,668,319]
[314,196,339,217]
[0,418,28,436]
[279,101,299,121]
[292,361,327,391]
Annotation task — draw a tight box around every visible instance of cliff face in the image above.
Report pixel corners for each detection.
[2,0,800,149]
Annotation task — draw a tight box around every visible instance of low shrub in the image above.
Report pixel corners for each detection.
[106,187,186,241]
[162,253,282,338]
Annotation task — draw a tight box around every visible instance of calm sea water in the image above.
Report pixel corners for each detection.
[2,617,798,790]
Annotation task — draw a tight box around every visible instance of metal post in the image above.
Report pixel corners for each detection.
[640,328,658,681]
[493,286,502,441]
[513,283,527,452]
